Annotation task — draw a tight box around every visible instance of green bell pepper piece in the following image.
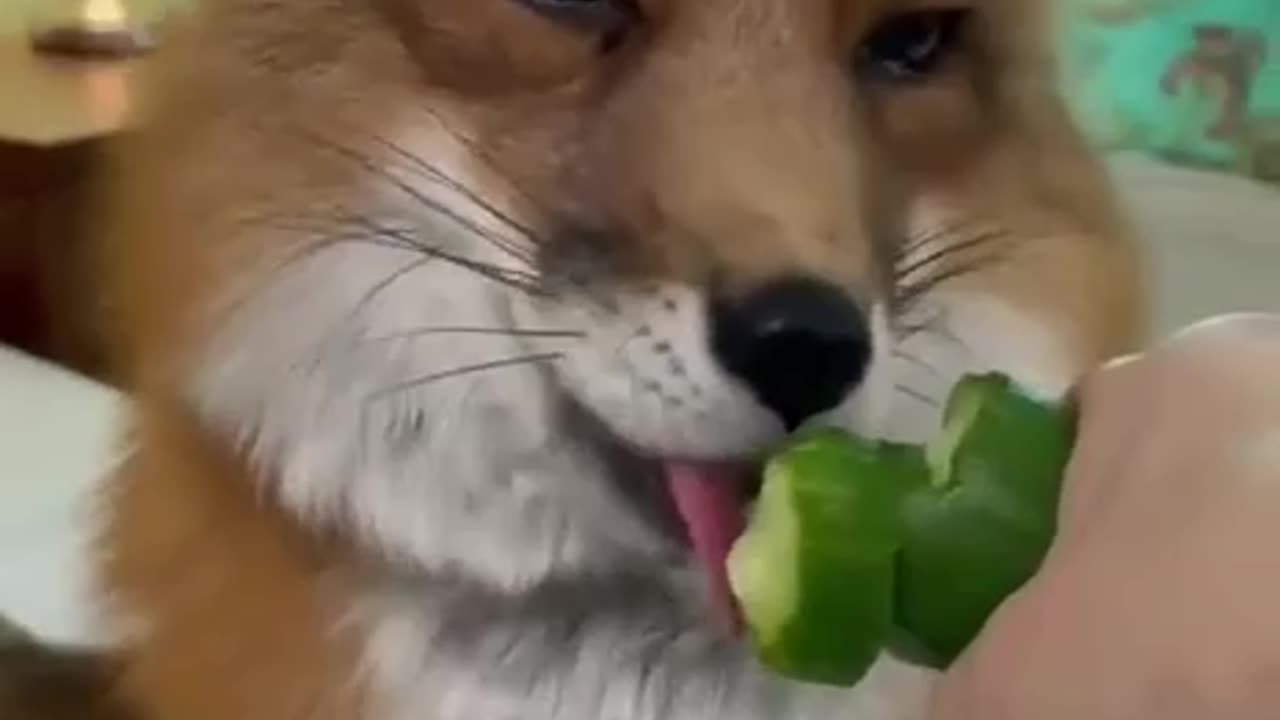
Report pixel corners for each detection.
[892,373,1075,668]
[727,428,926,686]
[729,373,1075,686]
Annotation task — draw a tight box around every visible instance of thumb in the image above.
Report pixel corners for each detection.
[923,651,987,720]
[921,584,1050,720]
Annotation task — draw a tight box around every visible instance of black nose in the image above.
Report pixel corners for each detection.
[710,277,872,430]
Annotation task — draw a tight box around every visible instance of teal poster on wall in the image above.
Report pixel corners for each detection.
[1057,0,1278,182]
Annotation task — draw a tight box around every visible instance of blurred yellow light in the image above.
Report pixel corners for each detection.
[84,0,129,29]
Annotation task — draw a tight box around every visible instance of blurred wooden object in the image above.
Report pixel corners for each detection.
[32,25,156,61]
[0,616,133,720]
[0,30,146,384]
[0,35,140,145]
[0,138,110,381]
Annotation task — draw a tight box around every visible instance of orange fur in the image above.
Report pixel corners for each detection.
[101,402,368,720]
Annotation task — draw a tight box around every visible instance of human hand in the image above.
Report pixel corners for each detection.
[927,313,1280,720]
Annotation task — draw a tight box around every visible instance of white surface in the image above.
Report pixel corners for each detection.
[0,344,122,646]
[1111,154,1280,332]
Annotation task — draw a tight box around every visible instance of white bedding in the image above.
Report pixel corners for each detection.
[0,344,121,647]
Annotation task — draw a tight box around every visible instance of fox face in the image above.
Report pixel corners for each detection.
[103,1,1145,719]
[347,0,1136,448]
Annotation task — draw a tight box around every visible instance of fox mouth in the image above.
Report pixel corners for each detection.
[582,419,762,633]
[662,460,760,634]
[563,392,766,632]
[540,276,886,633]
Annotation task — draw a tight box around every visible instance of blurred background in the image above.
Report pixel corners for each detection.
[0,0,1276,647]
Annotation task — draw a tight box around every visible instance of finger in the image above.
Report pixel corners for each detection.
[1054,356,1150,537]
[1162,313,1280,354]
[1152,314,1280,387]
[924,660,981,720]
[1059,314,1280,532]
[923,587,1042,720]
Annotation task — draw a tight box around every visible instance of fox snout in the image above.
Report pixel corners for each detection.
[542,94,884,433]
[709,276,874,430]
[508,8,892,432]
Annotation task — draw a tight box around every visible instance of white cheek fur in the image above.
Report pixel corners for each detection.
[875,290,1075,443]
[518,283,784,459]
[191,126,671,596]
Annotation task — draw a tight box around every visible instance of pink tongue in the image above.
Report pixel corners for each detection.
[664,461,748,633]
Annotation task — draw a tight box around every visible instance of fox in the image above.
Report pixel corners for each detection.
[8,0,1148,718]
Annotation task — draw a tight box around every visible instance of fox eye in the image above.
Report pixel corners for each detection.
[858,9,972,81]
[519,0,639,43]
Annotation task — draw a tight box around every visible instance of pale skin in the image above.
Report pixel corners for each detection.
[928,313,1280,720]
